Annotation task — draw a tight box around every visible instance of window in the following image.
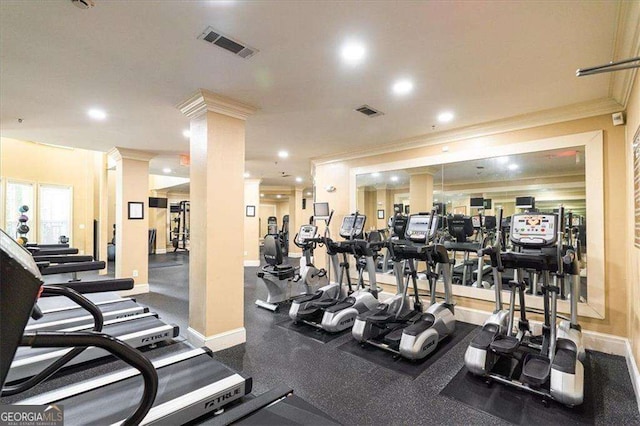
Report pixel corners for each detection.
[38,184,72,244]
[5,181,35,240]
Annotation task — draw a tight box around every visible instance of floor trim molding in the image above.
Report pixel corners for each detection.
[626,340,640,413]
[244,260,260,267]
[187,326,247,352]
[118,283,149,296]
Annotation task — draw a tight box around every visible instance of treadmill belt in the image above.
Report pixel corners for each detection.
[276,319,349,344]
[28,300,142,326]
[35,353,242,425]
[440,354,595,425]
[337,321,476,379]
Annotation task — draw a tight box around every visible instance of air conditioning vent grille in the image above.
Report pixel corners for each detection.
[355,105,384,117]
[198,26,259,59]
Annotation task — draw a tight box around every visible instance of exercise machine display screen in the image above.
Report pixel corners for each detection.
[313,202,330,220]
[404,214,438,243]
[296,225,318,244]
[339,215,366,238]
[472,216,482,228]
[510,213,557,247]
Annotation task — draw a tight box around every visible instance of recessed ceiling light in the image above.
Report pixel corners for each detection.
[340,41,366,65]
[243,172,250,178]
[278,150,289,159]
[437,111,454,123]
[392,79,413,96]
[497,156,509,164]
[295,177,303,183]
[390,176,399,182]
[162,167,172,174]
[508,164,519,170]
[276,194,282,199]
[260,193,264,197]
[87,108,107,120]
[306,192,312,196]
[371,172,380,177]
[183,130,191,138]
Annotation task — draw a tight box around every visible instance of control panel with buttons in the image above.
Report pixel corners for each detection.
[509,213,558,247]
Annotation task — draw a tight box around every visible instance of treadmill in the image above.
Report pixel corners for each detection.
[27,284,148,331]
[1,228,252,425]
[7,311,178,383]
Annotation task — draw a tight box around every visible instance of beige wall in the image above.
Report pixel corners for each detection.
[315,113,628,337]
[627,69,640,369]
[244,179,261,263]
[0,137,98,256]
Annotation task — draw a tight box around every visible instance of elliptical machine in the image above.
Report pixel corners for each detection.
[352,212,457,360]
[289,212,380,332]
[464,207,585,406]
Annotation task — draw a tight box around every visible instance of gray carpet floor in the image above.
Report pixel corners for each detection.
[6,253,639,425]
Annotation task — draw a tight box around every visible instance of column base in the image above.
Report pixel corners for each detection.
[243,260,260,267]
[288,252,302,258]
[155,248,168,254]
[187,326,247,352]
[118,283,150,296]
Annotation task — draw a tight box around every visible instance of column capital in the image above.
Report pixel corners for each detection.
[244,178,263,185]
[177,89,257,120]
[107,147,156,162]
[407,166,439,176]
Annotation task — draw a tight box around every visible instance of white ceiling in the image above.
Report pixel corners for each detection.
[0,0,622,186]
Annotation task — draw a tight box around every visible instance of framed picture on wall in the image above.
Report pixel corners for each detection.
[377,209,385,220]
[246,205,256,217]
[128,201,144,220]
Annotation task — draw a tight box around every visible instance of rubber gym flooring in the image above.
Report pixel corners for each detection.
[8,253,640,425]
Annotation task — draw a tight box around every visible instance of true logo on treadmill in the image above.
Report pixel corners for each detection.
[204,388,241,409]
[141,332,170,343]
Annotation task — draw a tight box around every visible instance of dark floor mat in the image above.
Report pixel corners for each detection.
[337,321,476,379]
[276,319,350,344]
[440,353,595,425]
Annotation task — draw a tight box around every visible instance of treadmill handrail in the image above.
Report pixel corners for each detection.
[20,331,158,426]
[2,285,105,396]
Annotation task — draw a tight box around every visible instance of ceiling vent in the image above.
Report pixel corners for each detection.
[198,26,258,59]
[355,105,384,118]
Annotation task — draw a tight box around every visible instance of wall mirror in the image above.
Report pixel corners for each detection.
[351,131,603,319]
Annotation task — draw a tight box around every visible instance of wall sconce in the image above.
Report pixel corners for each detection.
[325,185,336,193]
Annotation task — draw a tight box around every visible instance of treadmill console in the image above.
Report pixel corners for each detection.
[510,213,557,247]
[339,215,366,239]
[295,225,318,244]
[404,214,438,243]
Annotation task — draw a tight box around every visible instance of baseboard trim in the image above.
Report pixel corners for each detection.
[118,283,149,297]
[625,340,640,413]
[244,260,260,267]
[187,326,246,352]
[155,248,167,254]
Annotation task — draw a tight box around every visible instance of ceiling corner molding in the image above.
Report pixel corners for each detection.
[107,147,156,162]
[177,89,257,120]
[609,0,640,107]
[311,97,623,166]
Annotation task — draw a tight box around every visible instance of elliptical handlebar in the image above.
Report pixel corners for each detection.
[557,206,565,276]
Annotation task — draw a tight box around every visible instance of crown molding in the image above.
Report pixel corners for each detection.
[609,0,640,107]
[177,89,257,120]
[107,147,156,162]
[312,97,623,166]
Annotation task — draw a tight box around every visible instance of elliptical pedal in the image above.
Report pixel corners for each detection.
[521,353,551,386]
[489,335,520,354]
